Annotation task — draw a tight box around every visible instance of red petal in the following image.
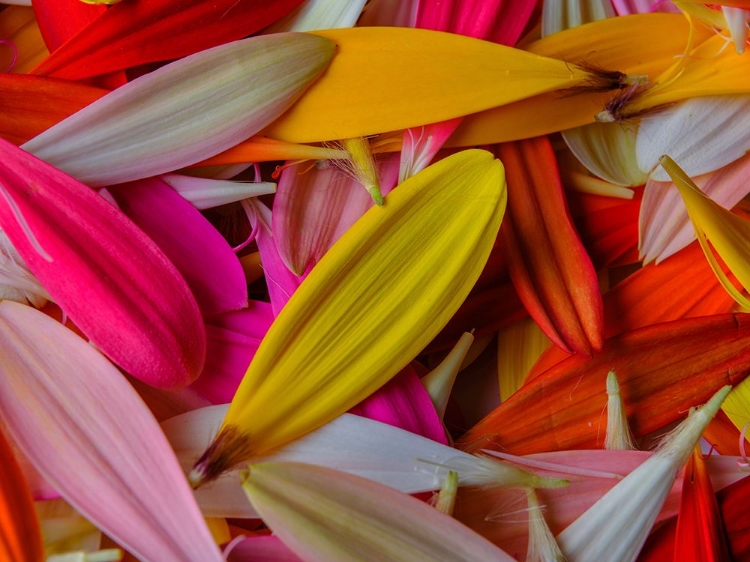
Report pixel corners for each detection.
[31,0,306,79]
[674,448,731,562]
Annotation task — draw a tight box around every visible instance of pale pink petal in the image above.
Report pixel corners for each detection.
[255,219,307,316]
[109,177,248,316]
[242,462,516,562]
[639,152,750,263]
[191,302,275,404]
[274,154,398,277]
[0,301,222,561]
[0,138,204,388]
[161,173,276,210]
[612,0,682,15]
[164,410,542,519]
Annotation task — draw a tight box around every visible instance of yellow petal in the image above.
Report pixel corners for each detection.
[660,155,750,308]
[191,149,506,485]
[448,13,713,146]
[265,26,626,142]
[0,6,49,74]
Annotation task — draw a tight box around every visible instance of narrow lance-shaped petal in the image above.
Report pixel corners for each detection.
[498,136,604,356]
[660,155,750,309]
[265,26,630,143]
[190,150,507,485]
[640,155,750,264]
[241,462,517,562]
[556,386,731,562]
[23,33,335,186]
[0,428,43,562]
[0,138,204,388]
[0,301,223,561]
[674,447,732,562]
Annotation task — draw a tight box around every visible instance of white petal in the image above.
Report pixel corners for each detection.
[637,95,750,181]
[264,0,368,32]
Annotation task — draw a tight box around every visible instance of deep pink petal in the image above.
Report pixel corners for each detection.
[0,138,205,388]
[191,302,275,404]
[110,177,248,316]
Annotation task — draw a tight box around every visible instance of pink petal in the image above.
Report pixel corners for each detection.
[227,535,303,562]
[415,0,536,44]
[640,153,750,264]
[109,177,248,316]
[349,364,448,444]
[0,138,205,388]
[0,301,222,561]
[274,154,398,276]
[191,302,275,404]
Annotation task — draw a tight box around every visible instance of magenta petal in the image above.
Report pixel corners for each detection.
[191,302,275,404]
[350,365,448,444]
[0,301,222,561]
[0,139,205,388]
[415,0,536,45]
[109,177,248,316]
[227,536,303,562]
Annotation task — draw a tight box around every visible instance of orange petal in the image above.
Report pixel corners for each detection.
[0,430,43,562]
[459,314,750,455]
[498,137,603,355]
[527,241,736,381]
[0,74,107,145]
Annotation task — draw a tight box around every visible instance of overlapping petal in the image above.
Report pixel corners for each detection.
[191,150,507,484]
[0,138,204,388]
[460,314,750,455]
[23,33,336,186]
[241,462,516,562]
[498,137,603,355]
[109,177,248,316]
[31,0,306,79]
[0,301,222,561]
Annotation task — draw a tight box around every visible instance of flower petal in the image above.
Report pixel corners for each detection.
[190,150,506,485]
[0,138,205,388]
[265,27,627,143]
[660,154,750,309]
[23,33,335,186]
[498,137,603,355]
[0,301,223,561]
[31,0,306,79]
[638,96,750,182]
[460,314,750,455]
[109,177,248,316]
[241,462,516,562]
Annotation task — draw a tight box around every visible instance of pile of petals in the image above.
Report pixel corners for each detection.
[3,0,750,560]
